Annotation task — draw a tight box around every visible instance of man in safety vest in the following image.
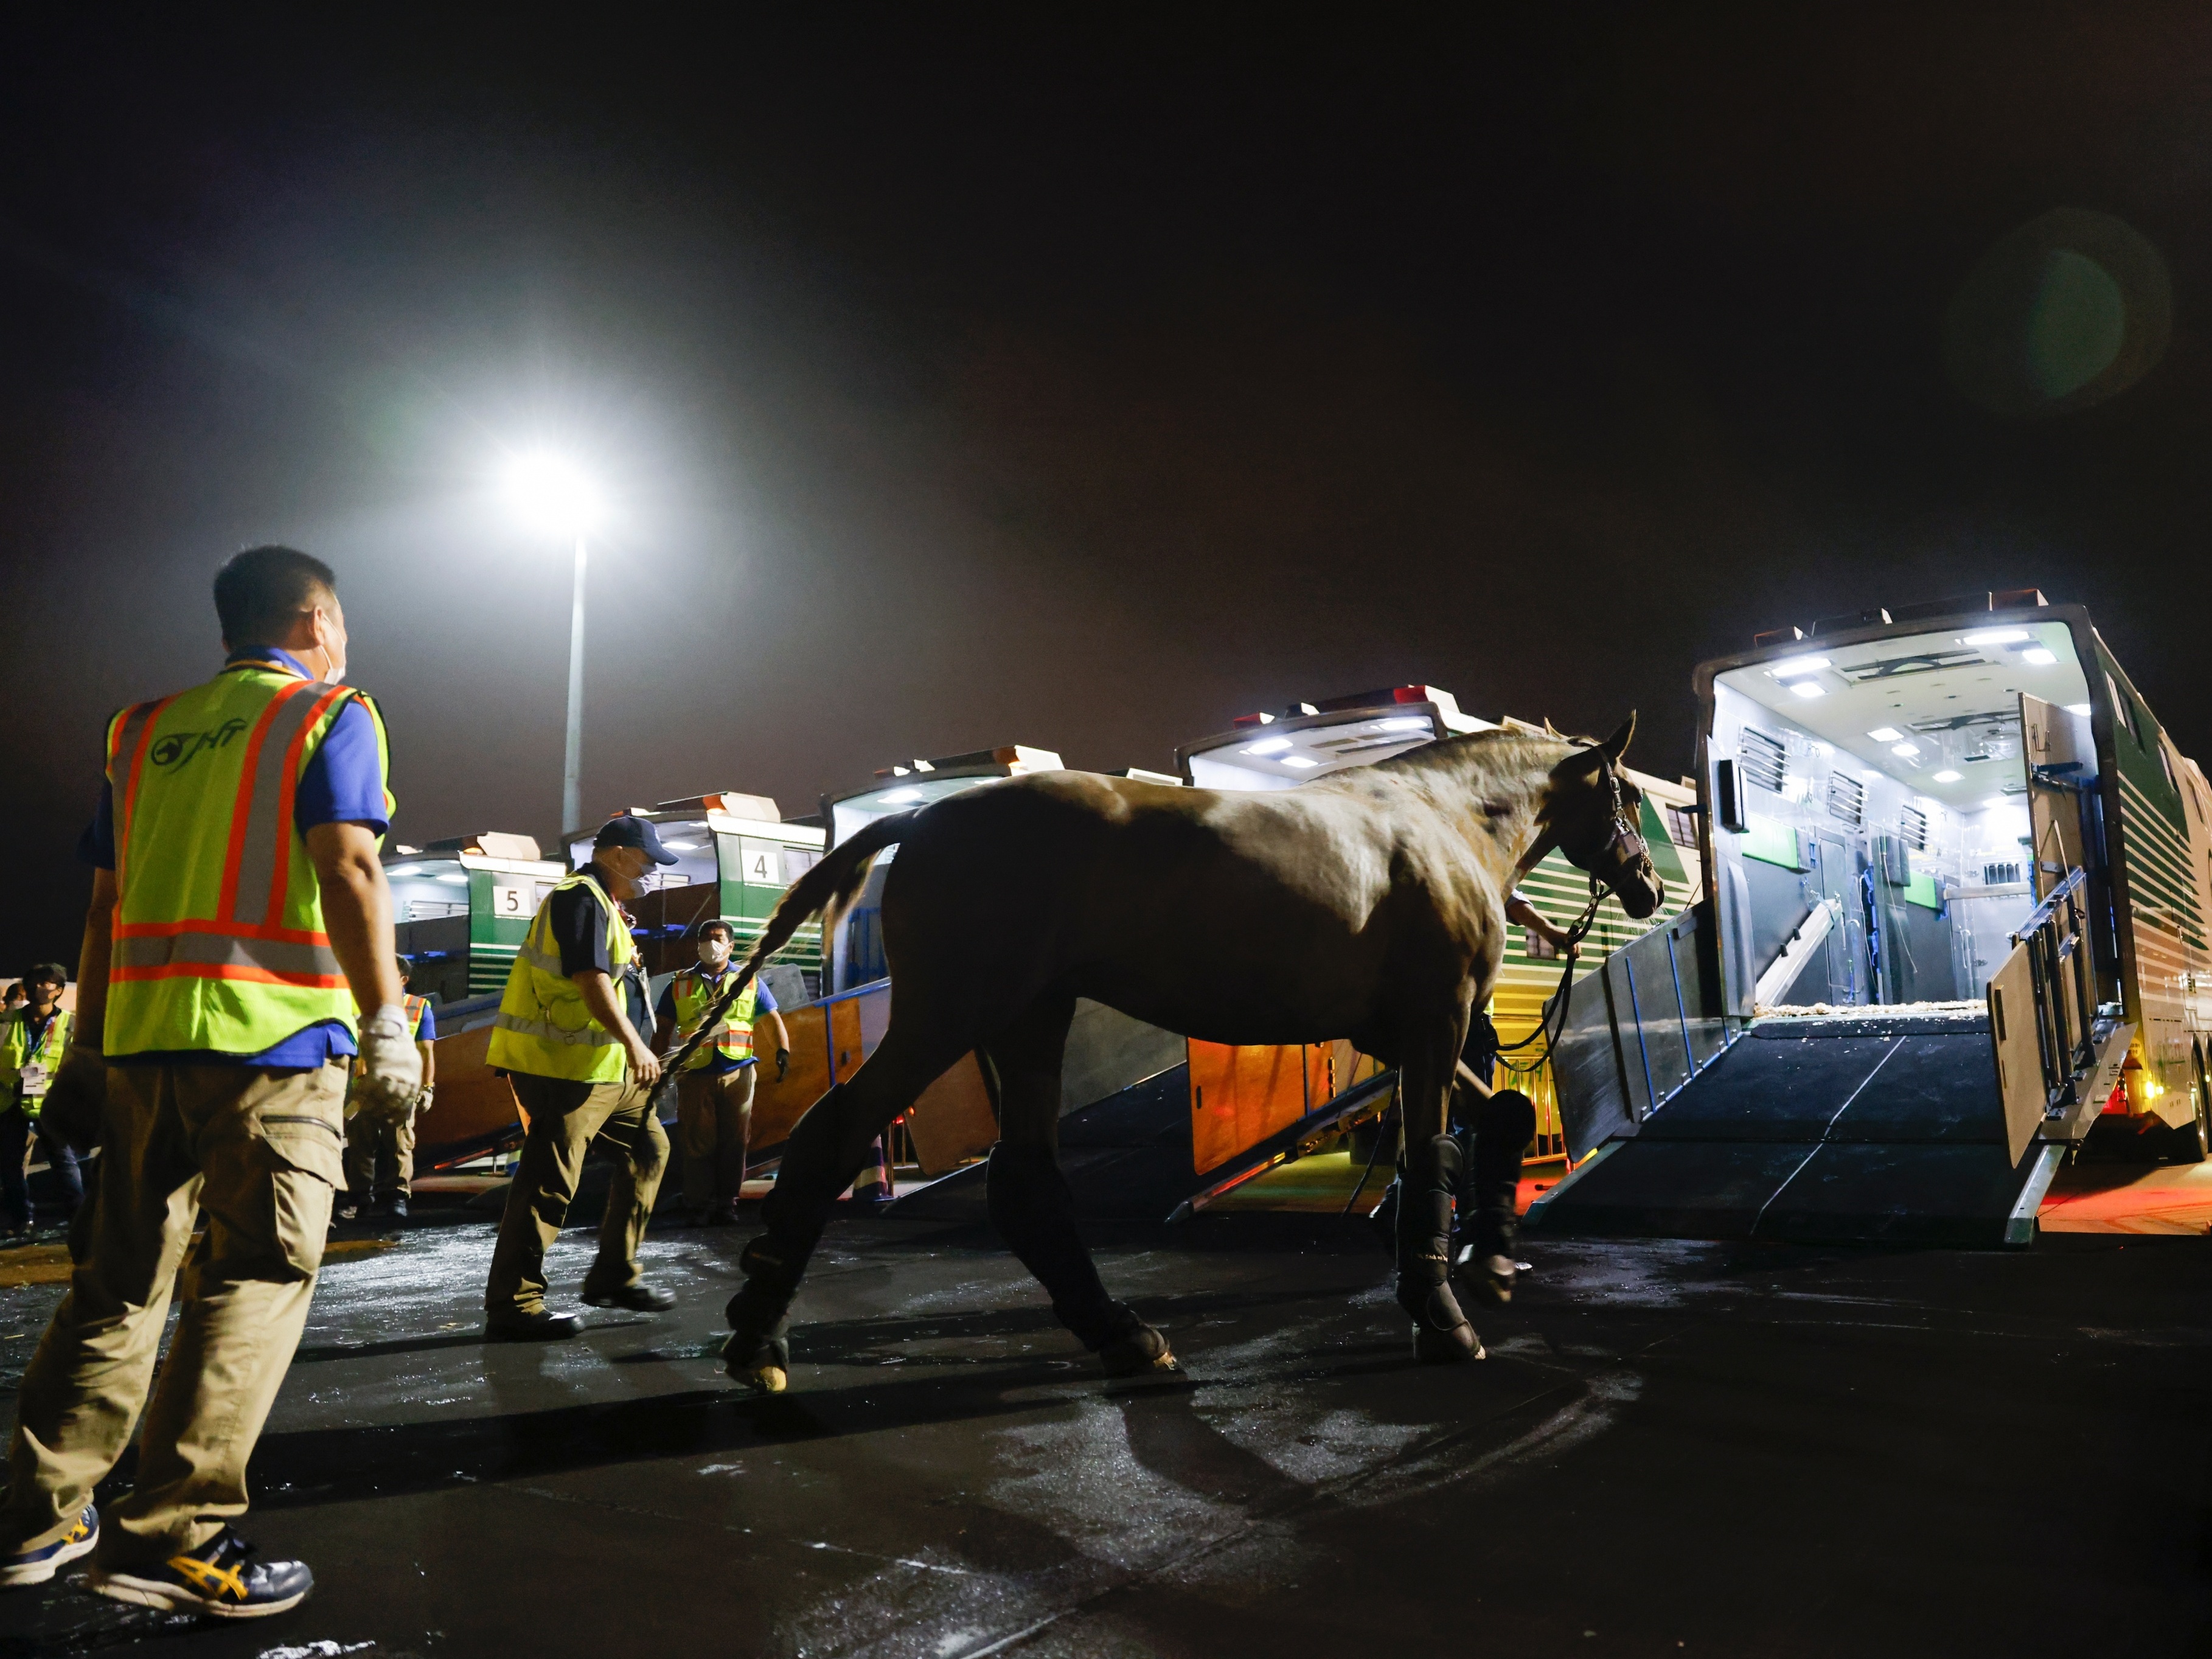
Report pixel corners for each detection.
[481,815,675,1340]
[336,956,436,1223]
[653,919,791,1225]
[0,964,82,1239]
[0,546,419,1617]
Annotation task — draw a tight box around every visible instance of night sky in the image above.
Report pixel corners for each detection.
[5,8,2210,964]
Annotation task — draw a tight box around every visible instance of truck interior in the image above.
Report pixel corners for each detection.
[1709,616,2095,1014]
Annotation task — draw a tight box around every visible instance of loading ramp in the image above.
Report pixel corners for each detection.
[1527,894,2130,1248]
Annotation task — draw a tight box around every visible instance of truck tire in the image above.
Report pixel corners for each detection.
[2166,1046,2210,1165]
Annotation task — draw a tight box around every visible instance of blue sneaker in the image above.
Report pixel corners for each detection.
[89,1526,311,1618]
[0,1505,97,1587]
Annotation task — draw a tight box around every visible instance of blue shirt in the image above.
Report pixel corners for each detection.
[655,964,778,1073]
[82,646,391,1068]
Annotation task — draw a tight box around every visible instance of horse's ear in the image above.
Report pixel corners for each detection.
[1600,712,1636,765]
[1543,717,1564,739]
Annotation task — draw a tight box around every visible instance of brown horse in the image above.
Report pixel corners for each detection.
[718,717,1662,1389]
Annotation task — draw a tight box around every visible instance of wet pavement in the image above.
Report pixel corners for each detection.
[0,1208,2207,1657]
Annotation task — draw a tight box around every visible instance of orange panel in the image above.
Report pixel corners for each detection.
[1189,1041,1331,1174]
[905,1054,1000,1175]
[420,1024,524,1155]
[750,1001,835,1150]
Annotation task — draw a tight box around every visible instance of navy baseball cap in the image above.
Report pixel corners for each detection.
[594,815,680,865]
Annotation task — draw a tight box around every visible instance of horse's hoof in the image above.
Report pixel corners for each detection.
[721,1329,790,1393]
[1097,1319,1177,1377]
[1101,1342,1180,1379]
[1413,1321,1484,1364]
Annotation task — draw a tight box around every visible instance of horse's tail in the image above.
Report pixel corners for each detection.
[738,809,920,981]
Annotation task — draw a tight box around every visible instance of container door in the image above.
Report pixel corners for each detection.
[1986,940,2046,1166]
[2021,693,2092,902]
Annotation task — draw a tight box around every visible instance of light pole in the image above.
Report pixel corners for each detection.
[505,453,604,838]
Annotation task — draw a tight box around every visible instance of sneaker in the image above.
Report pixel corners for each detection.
[0,1505,97,1588]
[485,1307,583,1341]
[89,1526,311,1618]
[333,1198,360,1223]
[580,1281,676,1312]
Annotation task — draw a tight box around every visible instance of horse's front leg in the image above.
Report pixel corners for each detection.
[1395,1006,1483,1363]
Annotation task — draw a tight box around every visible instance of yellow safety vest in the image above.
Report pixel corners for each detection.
[486,872,639,1082]
[404,993,430,1042]
[669,967,756,1069]
[1,1007,72,1117]
[103,661,392,1059]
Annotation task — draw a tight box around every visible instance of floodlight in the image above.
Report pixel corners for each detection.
[1962,628,2031,646]
[1768,655,1830,678]
[504,451,603,536]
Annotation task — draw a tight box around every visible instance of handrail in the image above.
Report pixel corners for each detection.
[2012,865,2087,944]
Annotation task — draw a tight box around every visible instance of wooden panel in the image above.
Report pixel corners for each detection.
[1188,1041,1330,1175]
[419,1023,524,1154]
[1987,941,2046,1167]
[748,1001,835,1150]
[905,1054,999,1175]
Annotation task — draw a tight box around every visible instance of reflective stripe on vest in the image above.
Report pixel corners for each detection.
[670,967,756,1069]
[102,664,392,1058]
[1,1007,72,1115]
[484,872,639,1083]
[405,994,428,1042]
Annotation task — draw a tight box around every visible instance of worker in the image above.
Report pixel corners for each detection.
[337,957,436,1222]
[481,815,675,1340]
[653,919,790,1225]
[0,964,82,1240]
[0,546,419,1615]
[1369,889,1577,1304]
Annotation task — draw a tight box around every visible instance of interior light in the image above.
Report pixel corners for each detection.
[663,840,701,852]
[1376,717,1429,732]
[1768,655,1831,678]
[1932,770,1963,783]
[1866,728,1903,743]
[878,787,925,806]
[1282,756,1320,770]
[1962,628,2031,646]
[434,873,469,885]
[1890,742,1920,758]
[2065,703,2092,716]
[1242,737,1293,756]
[2021,647,2057,666]
[1789,681,1826,699]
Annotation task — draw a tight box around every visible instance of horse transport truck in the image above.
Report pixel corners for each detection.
[1531,590,2211,1246]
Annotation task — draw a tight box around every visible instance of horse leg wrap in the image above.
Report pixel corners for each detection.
[1397,1134,1481,1363]
[987,1144,1175,1377]
[722,1085,868,1390]
[1463,1090,1536,1306]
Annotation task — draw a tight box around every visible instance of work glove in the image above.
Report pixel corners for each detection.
[775,1047,791,1083]
[413,1083,436,1118]
[39,1046,108,1155]
[350,1004,424,1129]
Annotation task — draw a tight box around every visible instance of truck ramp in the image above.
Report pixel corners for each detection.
[1529,1009,2061,1247]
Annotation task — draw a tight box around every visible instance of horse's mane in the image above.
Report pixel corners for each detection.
[1370,726,1587,783]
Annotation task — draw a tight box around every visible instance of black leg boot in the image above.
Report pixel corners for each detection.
[1396,1134,1481,1363]
[1466,1089,1536,1306]
[988,1144,1175,1377]
[723,1085,870,1391]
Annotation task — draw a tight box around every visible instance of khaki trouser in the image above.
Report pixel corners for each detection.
[675,1065,754,1210]
[0,1062,346,1565]
[484,1074,668,1317]
[344,1107,416,1199]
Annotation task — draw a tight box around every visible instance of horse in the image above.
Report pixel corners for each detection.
[715,715,1663,1390]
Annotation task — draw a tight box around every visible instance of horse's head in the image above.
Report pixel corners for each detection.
[1541,714,1664,920]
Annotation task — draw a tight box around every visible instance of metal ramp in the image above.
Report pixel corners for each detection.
[1528,891,2126,1248]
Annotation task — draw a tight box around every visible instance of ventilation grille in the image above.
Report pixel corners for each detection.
[1984,861,2023,886]
[1825,773,1865,829]
[1737,728,1786,795]
[1899,805,1929,851]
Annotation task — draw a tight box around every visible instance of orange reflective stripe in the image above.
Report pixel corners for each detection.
[109,696,175,896]
[216,678,312,926]
[262,683,352,927]
[110,962,349,989]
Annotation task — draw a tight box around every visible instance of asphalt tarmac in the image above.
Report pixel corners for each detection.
[0,1209,2206,1657]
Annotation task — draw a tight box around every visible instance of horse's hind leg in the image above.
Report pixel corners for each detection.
[722,1021,969,1391]
[1397,1010,1483,1363]
[983,993,1175,1379]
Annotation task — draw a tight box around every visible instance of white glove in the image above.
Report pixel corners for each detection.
[414,1083,436,1118]
[352,1005,424,1129]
